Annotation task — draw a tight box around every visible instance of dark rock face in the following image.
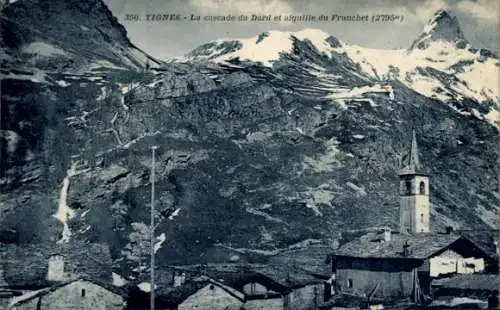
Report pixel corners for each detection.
[0,0,155,72]
[186,41,243,59]
[326,36,342,48]
[410,9,466,50]
[256,32,270,44]
[0,1,498,280]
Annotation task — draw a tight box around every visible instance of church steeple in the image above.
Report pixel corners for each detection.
[400,130,425,176]
[408,130,420,170]
[399,131,430,234]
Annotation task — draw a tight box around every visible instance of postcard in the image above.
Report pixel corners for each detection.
[0,0,498,309]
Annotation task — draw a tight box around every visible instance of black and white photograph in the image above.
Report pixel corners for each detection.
[0,0,499,309]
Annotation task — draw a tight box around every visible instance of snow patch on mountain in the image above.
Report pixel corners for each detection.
[154,233,166,254]
[199,28,333,66]
[342,40,499,124]
[246,206,283,223]
[22,42,67,57]
[168,208,181,220]
[325,84,394,101]
[112,272,128,287]
[1,69,50,84]
[186,10,498,125]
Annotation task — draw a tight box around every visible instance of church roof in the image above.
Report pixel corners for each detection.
[400,130,428,176]
[334,232,463,259]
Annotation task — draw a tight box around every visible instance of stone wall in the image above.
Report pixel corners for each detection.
[244,297,283,310]
[12,280,125,310]
[286,284,324,310]
[178,283,243,310]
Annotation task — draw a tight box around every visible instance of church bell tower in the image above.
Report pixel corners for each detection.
[399,131,430,233]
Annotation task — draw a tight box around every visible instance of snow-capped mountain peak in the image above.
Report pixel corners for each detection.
[186,28,342,65]
[186,14,498,127]
[410,9,466,50]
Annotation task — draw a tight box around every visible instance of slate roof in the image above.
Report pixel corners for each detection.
[9,277,126,308]
[268,240,333,277]
[162,263,324,292]
[158,276,245,307]
[334,232,462,259]
[250,264,325,290]
[148,265,324,308]
[0,242,112,288]
[399,130,428,176]
[456,230,499,257]
[432,274,500,291]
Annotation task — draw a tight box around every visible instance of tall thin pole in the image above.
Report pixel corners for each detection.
[150,146,157,310]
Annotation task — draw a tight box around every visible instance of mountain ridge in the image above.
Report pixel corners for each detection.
[185,10,499,127]
[0,0,161,74]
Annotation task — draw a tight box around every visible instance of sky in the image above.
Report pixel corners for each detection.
[103,0,499,60]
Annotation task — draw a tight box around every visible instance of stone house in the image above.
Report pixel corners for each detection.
[133,264,327,310]
[333,231,493,301]
[0,242,112,308]
[240,265,325,310]
[8,277,127,310]
[0,242,112,288]
[137,276,245,310]
[177,277,245,310]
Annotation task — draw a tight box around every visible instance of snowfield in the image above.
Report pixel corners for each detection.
[188,22,499,126]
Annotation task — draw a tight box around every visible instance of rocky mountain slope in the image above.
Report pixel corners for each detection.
[188,10,498,125]
[1,2,498,279]
[1,0,159,76]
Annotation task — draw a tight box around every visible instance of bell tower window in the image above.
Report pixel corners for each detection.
[405,180,412,195]
[419,181,425,195]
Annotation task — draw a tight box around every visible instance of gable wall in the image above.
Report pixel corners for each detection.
[286,284,324,310]
[37,280,124,310]
[178,284,243,310]
[243,282,278,296]
[335,257,420,299]
[429,248,485,277]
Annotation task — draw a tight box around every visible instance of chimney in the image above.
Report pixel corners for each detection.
[402,241,410,257]
[445,226,454,234]
[173,271,186,287]
[383,227,391,242]
[47,254,66,282]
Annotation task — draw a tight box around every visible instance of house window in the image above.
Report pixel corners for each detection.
[419,181,425,195]
[347,279,353,288]
[81,289,86,297]
[250,283,256,294]
[284,294,290,308]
